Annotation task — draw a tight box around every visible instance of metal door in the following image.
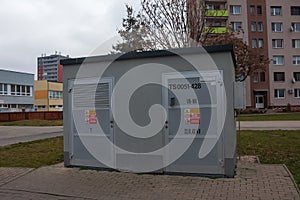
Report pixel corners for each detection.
[68,77,114,168]
[163,71,225,174]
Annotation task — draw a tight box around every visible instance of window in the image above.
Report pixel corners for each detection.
[49,105,62,109]
[214,5,220,10]
[294,72,300,81]
[292,39,300,48]
[17,85,21,96]
[273,56,284,65]
[257,6,262,15]
[11,85,16,95]
[272,39,283,48]
[26,86,31,96]
[231,22,242,31]
[50,105,56,108]
[257,22,263,32]
[251,22,256,31]
[271,6,282,16]
[49,91,62,99]
[258,39,263,48]
[291,7,300,15]
[8,84,31,96]
[250,6,255,15]
[274,89,285,99]
[295,89,300,98]
[251,39,257,48]
[274,72,285,82]
[293,56,300,65]
[207,4,218,10]
[253,72,259,82]
[208,20,225,27]
[0,104,8,108]
[36,105,46,109]
[4,84,7,95]
[206,5,213,10]
[230,5,241,15]
[291,23,300,32]
[272,23,283,32]
[0,83,8,95]
[260,72,266,82]
[21,86,26,96]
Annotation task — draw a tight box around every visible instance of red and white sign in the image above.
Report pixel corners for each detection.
[184,108,200,125]
[85,110,97,124]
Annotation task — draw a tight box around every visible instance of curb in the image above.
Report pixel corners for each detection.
[283,164,300,197]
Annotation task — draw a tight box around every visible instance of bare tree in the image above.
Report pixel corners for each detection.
[187,0,225,46]
[113,0,209,52]
[112,0,269,81]
[112,5,154,53]
[204,32,269,81]
[141,0,215,48]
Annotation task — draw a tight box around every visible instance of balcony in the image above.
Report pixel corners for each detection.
[205,10,228,17]
[205,26,228,34]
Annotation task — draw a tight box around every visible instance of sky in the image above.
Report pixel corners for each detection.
[0,0,140,76]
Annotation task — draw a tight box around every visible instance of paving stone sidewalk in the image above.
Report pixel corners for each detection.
[0,157,299,200]
[0,167,34,186]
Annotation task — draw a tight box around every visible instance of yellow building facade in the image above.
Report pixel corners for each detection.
[34,80,63,111]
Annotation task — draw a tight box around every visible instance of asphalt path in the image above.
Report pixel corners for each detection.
[0,126,63,146]
[238,121,300,130]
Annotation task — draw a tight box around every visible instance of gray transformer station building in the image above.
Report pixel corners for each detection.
[62,45,238,177]
[0,69,34,112]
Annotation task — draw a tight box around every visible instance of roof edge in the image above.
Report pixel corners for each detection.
[61,44,235,66]
[0,69,34,76]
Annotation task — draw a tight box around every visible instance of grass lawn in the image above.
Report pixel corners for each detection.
[239,112,300,121]
[240,130,300,189]
[0,136,63,168]
[0,120,63,126]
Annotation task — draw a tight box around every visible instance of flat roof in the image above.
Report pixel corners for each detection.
[38,54,69,59]
[61,44,235,66]
[0,69,34,76]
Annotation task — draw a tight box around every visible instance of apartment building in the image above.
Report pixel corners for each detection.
[34,80,63,111]
[246,0,270,109]
[37,53,69,83]
[266,1,300,107]
[0,69,34,112]
[227,0,270,108]
[226,0,300,108]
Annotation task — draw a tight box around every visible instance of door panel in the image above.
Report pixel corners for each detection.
[255,95,264,109]
[68,78,114,168]
[163,71,225,174]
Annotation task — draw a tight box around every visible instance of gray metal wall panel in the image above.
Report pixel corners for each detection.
[0,96,33,105]
[0,70,34,85]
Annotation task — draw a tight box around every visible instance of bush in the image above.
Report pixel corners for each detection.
[240,109,267,114]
